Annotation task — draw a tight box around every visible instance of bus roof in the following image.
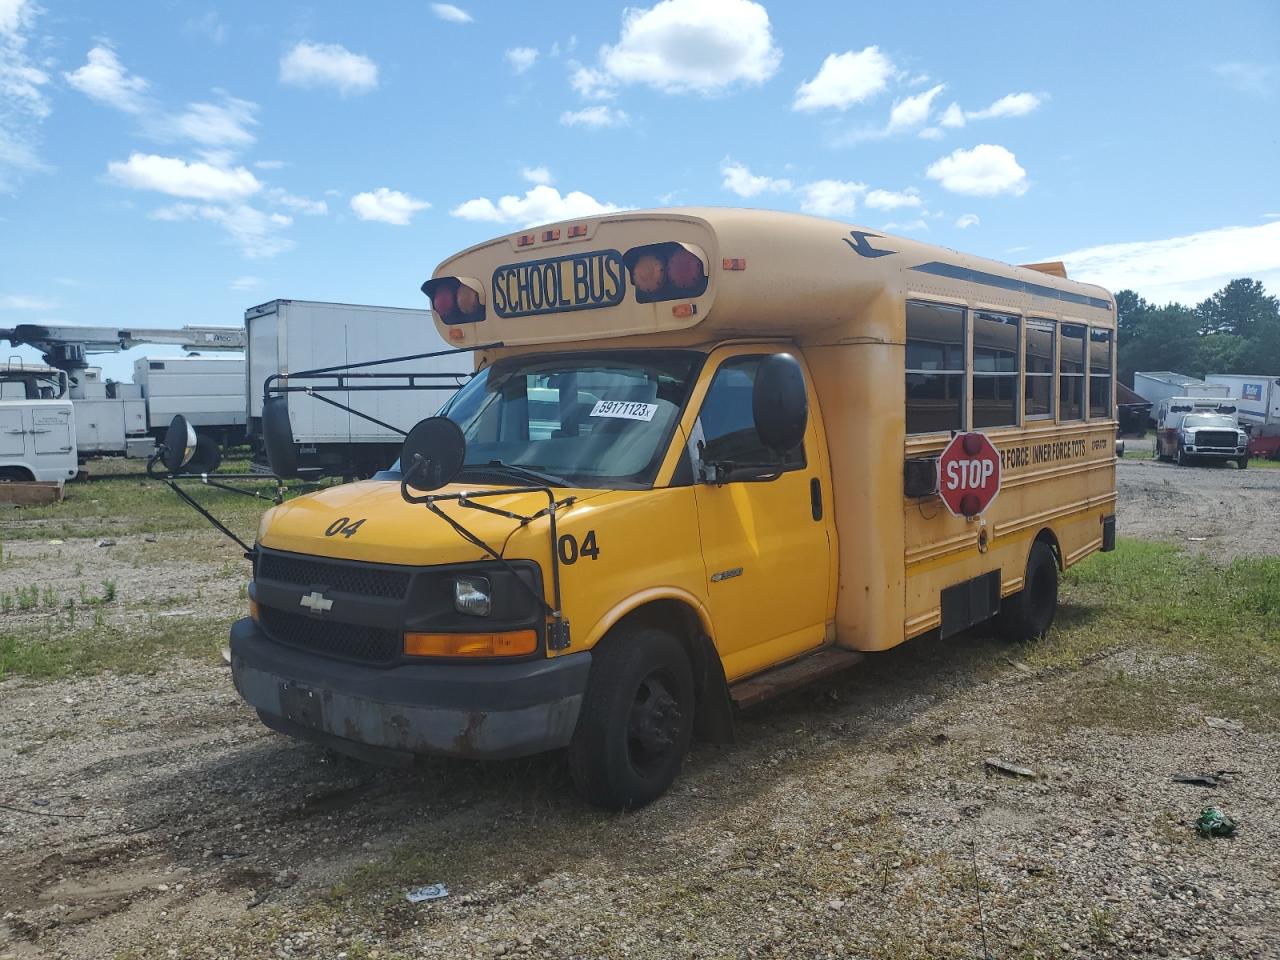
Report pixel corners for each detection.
[427,207,1114,351]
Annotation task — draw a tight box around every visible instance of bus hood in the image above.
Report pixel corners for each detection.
[257,480,610,566]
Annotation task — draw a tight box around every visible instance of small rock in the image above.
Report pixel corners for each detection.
[97,538,116,547]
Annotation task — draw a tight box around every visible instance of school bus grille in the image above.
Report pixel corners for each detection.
[1192,431,1237,448]
[256,551,411,600]
[260,606,401,664]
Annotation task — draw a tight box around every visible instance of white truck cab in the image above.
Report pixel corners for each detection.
[0,362,78,484]
[1154,396,1247,467]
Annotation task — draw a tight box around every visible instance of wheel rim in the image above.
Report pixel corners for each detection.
[625,670,683,777]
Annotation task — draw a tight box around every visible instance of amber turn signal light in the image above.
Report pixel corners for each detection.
[403,630,537,658]
[249,597,261,624]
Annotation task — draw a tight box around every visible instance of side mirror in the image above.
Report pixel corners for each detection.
[752,353,808,452]
[262,394,298,479]
[400,416,466,492]
[161,415,197,472]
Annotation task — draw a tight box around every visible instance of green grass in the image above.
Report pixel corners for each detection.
[0,612,234,679]
[3,464,335,542]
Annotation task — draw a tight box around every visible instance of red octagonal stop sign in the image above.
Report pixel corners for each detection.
[937,431,1002,518]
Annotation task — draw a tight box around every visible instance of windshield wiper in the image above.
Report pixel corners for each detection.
[461,460,569,487]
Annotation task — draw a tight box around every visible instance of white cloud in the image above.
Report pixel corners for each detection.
[720,158,791,198]
[265,187,327,215]
[939,102,965,128]
[569,66,616,100]
[955,213,980,229]
[1055,221,1280,305]
[521,166,553,185]
[793,47,894,112]
[350,187,430,225]
[451,184,622,227]
[799,179,865,217]
[0,0,49,191]
[430,3,473,23]
[887,83,944,132]
[505,46,538,74]
[1212,62,1276,96]
[230,276,262,292]
[967,92,1043,120]
[925,144,1028,197]
[106,153,262,202]
[0,293,57,309]
[865,187,922,210]
[279,42,378,96]
[595,0,780,96]
[160,95,257,149]
[150,202,294,259]
[254,159,288,170]
[64,44,148,113]
[881,219,928,233]
[559,105,629,127]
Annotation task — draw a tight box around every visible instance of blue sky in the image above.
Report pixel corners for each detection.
[2,0,1278,381]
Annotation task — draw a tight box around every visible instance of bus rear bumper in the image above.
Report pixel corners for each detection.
[229,618,591,763]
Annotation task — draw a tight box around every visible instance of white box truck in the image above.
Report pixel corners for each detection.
[1205,374,1280,428]
[244,300,471,476]
[71,367,149,456]
[1133,371,1230,409]
[0,362,78,484]
[135,355,247,444]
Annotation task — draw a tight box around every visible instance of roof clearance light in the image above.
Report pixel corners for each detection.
[568,224,588,238]
[623,242,710,304]
[517,233,535,247]
[542,228,561,242]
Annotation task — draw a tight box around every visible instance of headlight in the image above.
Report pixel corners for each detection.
[454,576,491,617]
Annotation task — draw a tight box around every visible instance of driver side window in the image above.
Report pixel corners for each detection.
[695,356,806,471]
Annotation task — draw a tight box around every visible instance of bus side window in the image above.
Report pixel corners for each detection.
[906,301,966,434]
[1024,318,1055,420]
[1089,329,1112,418]
[972,311,1019,428]
[1059,323,1086,421]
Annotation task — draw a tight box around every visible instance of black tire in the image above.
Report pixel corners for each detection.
[1176,445,1187,467]
[0,466,33,482]
[568,626,695,810]
[1238,456,1249,470]
[997,541,1059,643]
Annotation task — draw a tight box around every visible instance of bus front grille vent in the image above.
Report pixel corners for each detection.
[260,606,401,664]
[257,552,411,600]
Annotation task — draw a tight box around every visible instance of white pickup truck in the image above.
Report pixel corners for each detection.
[1155,401,1249,468]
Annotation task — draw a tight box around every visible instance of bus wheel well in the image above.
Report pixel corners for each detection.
[614,600,735,745]
[0,466,35,482]
[1033,529,1063,570]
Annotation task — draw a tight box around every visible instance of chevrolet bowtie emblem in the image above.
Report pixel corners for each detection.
[299,590,333,614]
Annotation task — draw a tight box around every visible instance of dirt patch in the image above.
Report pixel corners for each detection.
[1116,458,1280,562]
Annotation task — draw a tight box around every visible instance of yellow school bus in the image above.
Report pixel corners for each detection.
[231,208,1117,808]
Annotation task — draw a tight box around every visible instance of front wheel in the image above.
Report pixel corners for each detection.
[1238,456,1249,470]
[568,626,695,810]
[1176,445,1188,467]
[996,541,1059,643]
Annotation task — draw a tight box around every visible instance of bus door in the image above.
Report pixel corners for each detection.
[687,350,832,681]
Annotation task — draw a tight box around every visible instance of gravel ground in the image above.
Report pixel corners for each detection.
[1116,458,1280,562]
[2,473,1278,960]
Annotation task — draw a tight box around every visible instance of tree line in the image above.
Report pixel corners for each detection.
[1115,278,1280,387]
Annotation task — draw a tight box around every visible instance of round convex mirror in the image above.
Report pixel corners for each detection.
[161,415,197,473]
[400,416,466,492]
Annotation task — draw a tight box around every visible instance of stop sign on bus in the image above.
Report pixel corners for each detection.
[937,432,1002,518]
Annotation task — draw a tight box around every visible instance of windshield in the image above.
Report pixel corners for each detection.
[1183,414,1236,429]
[435,350,702,488]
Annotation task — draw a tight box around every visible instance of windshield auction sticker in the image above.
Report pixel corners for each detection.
[590,400,657,422]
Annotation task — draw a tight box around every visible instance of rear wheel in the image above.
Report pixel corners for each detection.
[996,541,1058,643]
[568,626,694,810]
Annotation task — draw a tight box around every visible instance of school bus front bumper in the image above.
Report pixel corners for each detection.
[229,618,591,762]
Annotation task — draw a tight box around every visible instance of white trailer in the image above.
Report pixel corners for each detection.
[244,299,471,476]
[1205,374,1280,428]
[0,362,79,484]
[134,355,247,443]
